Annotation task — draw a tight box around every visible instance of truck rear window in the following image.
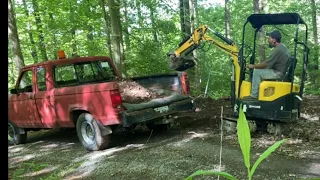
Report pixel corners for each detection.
[54,60,116,87]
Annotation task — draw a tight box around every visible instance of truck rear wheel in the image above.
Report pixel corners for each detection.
[8,122,27,145]
[76,113,109,151]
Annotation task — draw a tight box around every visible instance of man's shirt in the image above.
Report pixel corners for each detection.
[265,43,290,76]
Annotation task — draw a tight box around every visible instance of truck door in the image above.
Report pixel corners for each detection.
[34,66,57,128]
[8,68,43,128]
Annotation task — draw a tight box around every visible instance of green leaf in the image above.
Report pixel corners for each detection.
[185,170,238,180]
[237,104,251,169]
[249,139,287,178]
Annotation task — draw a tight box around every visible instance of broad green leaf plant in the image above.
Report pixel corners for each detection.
[185,105,286,180]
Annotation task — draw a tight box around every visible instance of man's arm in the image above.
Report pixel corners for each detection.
[248,48,280,69]
[247,62,267,69]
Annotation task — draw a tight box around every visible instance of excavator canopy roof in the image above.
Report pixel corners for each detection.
[247,13,306,29]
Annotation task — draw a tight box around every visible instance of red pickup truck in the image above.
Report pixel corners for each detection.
[8,56,195,151]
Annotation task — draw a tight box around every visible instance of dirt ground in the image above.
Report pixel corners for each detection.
[8,95,320,180]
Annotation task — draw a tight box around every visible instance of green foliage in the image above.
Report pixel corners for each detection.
[12,160,49,180]
[237,105,287,180]
[237,105,251,172]
[11,159,85,180]
[40,175,59,180]
[8,0,319,95]
[185,105,286,180]
[304,82,320,95]
[125,38,173,77]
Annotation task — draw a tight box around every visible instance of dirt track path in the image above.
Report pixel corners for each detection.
[8,95,320,180]
[8,124,320,180]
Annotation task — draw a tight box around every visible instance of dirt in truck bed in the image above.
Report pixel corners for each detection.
[116,78,169,103]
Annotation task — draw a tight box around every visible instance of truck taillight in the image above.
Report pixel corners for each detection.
[180,72,190,95]
[110,90,122,109]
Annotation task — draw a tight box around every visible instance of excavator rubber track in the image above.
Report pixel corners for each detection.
[222,115,289,139]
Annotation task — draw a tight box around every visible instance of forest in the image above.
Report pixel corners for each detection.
[8,0,320,97]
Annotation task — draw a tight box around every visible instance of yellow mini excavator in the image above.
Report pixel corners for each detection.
[167,13,310,135]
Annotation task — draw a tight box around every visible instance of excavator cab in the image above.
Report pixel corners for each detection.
[227,13,310,134]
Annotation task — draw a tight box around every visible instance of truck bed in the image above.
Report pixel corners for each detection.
[119,73,195,127]
[131,73,184,93]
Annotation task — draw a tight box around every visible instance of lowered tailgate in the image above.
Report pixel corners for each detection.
[119,92,195,127]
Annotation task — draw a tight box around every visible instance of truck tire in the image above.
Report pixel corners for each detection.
[8,122,27,145]
[76,113,109,151]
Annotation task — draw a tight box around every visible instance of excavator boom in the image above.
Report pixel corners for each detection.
[167,25,241,98]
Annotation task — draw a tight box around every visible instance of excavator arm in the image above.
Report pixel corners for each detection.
[167,25,242,98]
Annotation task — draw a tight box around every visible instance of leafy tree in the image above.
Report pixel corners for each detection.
[8,0,319,95]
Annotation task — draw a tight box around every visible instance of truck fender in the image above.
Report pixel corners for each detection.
[69,106,90,124]
[69,104,90,112]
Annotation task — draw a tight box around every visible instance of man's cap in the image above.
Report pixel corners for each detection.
[267,30,282,41]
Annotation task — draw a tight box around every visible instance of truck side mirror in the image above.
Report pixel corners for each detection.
[10,88,18,94]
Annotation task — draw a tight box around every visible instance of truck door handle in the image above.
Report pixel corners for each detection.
[28,95,34,99]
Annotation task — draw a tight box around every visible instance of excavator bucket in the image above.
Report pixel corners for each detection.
[169,55,196,71]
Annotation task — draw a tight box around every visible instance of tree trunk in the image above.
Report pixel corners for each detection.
[86,21,94,56]
[100,0,113,58]
[120,30,127,77]
[195,0,198,24]
[22,0,38,63]
[8,58,16,87]
[123,1,131,50]
[108,0,125,76]
[8,0,25,73]
[183,0,191,37]
[179,0,185,39]
[32,0,48,61]
[224,0,231,39]
[253,0,259,13]
[69,1,78,57]
[136,0,143,27]
[190,0,199,89]
[71,29,78,57]
[179,0,191,39]
[85,0,94,56]
[49,13,58,59]
[150,7,158,42]
[310,0,319,89]
[253,0,266,62]
[136,0,144,41]
[190,0,196,34]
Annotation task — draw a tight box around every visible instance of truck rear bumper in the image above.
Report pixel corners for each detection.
[119,98,196,127]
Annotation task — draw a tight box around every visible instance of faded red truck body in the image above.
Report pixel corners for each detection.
[8,56,195,151]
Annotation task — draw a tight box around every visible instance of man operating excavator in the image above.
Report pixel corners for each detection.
[245,30,290,99]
